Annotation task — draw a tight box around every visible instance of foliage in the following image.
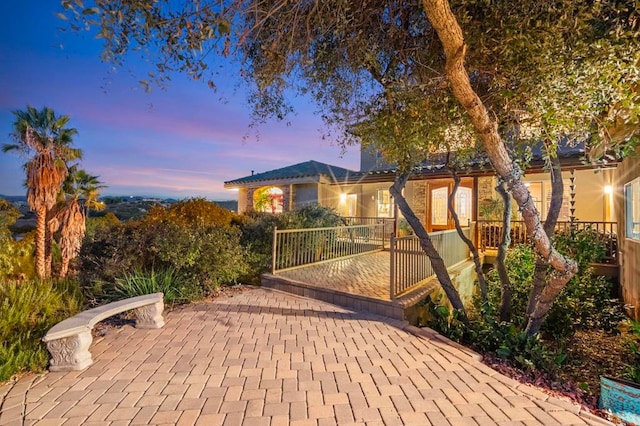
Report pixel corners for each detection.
[0,199,20,230]
[0,201,35,280]
[111,267,200,306]
[253,187,281,213]
[419,295,565,373]
[85,212,120,239]
[145,198,234,228]
[484,230,625,339]
[79,200,248,302]
[0,232,36,281]
[623,322,640,384]
[282,204,343,229]
[0,278,84,381]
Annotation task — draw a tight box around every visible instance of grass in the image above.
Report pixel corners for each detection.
[0,278,85,381]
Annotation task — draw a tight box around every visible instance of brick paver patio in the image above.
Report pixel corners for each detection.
[0,288,609,425]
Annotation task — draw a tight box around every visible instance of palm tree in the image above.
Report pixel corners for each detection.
[57,168,105,278]
[2,106,81,278]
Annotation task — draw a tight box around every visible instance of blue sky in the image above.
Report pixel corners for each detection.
[0,1,360,200]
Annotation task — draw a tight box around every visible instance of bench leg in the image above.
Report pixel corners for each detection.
[45,330,93,372]
[134,301,165,328]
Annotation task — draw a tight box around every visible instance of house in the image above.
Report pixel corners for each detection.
[225,144,638,318]
[613,146,640,321]
[225,145,616,227]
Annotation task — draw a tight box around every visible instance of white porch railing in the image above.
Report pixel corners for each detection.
[272,224,386,273]
[390,226,473,299]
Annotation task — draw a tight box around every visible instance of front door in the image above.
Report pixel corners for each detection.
[427,179,474,232]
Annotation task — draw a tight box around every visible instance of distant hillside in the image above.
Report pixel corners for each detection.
[213,200,238,212]
[0,195,27,203]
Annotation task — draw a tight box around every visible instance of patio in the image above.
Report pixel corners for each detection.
[0,288,606,425]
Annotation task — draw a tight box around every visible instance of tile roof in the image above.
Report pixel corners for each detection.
[224,160,357,186]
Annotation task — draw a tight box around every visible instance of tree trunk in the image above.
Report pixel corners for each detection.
[390,172,468,323]
[447,168,487,303]
[527,156,564,316]
[495,182,512,322]
[34,205,47,279]
[45,209,58,278]
[421,0,578,336]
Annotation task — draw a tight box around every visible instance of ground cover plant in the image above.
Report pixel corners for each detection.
[0,278,85,381]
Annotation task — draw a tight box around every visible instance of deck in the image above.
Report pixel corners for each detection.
[261,250,472,321]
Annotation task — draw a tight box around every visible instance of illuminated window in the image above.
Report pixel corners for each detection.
[625,177,640,240]
[254,186,283,214]
[431,187,448,226]
[377,189,393,218]
[455,187,472,225]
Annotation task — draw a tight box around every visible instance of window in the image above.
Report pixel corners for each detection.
[455,187,473,225]
[431,187,448,226]
[625,177,640,240]
[377,189,393,218]
[254,186,283,214]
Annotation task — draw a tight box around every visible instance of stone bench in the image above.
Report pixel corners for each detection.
[43,293,165,372]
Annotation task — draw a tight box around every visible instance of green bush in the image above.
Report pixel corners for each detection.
[484,227,625,338]
[420,295,565,373]
[0,278,84,381]
[79,200,248,302]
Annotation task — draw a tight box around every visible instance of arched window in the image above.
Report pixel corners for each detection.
[254,186,284,213]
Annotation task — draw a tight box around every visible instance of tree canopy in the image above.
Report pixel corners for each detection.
[60,0,639,164]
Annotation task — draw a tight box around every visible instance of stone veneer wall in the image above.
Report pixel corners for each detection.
[245,188,256,212]
[477,176,497,220]
[411,181,427,224]
[281,185,292,212]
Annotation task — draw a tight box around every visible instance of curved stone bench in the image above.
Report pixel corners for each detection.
[43,293,165,372]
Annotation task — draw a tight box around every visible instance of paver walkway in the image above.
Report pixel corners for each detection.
[0,288,609,426]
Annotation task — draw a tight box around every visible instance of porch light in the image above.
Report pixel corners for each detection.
[339,193,347,203]
[604,185,613,194]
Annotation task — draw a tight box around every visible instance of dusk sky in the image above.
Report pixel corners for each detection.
[0,1,360,200]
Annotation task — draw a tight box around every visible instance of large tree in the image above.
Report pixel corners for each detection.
[3,106,81,278]
[59,0,640,334]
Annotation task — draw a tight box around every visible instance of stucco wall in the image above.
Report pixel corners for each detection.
[614,150,640,320]
[293,184,319,209]
[477,169,610,222]
[237,188,248,213]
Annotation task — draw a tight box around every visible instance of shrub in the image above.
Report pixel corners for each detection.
[0,231,36,281]
[484,227,625,338]
[419,294,565,373]
[145,198,234,227]
[0,278,84,381]
[111,267,201,306]
[85,212,120,239]
[79,200,248,302]
[282,204,343,228]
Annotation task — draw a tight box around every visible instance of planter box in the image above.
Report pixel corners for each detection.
[600,376,640,424]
